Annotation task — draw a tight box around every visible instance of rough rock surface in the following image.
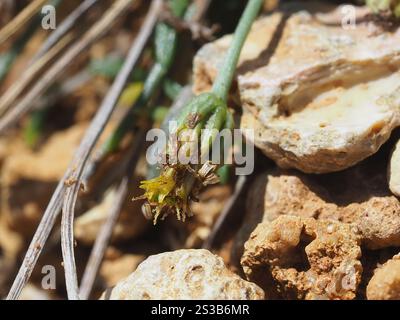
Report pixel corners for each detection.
[367,253,400,300]
[101,249,264,300]
[234,143,400,250]
[194,6,400,173]
[241,216,362,300]
[388,139,400,196]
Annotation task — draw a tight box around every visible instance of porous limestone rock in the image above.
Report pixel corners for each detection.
[367,253,400,300]
[241,216,362,300]
[388,139,400,196]
[101,249,265,300]
[234,148,400,250]
[194,5,400,173]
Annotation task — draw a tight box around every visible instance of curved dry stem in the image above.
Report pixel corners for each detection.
[6,0,160,301]
[202,175,248,250]
[60,0,162,300]
[61,181,81,300]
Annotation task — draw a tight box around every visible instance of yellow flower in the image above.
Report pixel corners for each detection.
[139,167,176,205]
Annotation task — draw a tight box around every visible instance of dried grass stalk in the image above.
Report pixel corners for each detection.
[0,0,135,134]
[0,0,47,45]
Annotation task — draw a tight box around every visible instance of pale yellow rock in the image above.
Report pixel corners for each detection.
[101,249,265,300]
[194,6,400,173]
[388,139,400,196]
[367,254,400,300]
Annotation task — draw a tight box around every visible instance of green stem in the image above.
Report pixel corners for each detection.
[103,0,189,153]
[103,61,166,153]
[212,0,263,101]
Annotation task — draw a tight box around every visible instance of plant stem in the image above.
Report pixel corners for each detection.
[6,0,154,301]
[138,0,263,222]
[103,62,166,153]
[103,0,190,154]
[0,0,47,46]
[212,0,263,101]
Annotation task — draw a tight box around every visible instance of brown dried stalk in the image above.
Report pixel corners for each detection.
[0,33,72,117]
[192,0,212,23]
[6,0,159,301]
[31,0,101,63]
[0,0,135,134]
[0,0,47,45]
[0,0,101,116]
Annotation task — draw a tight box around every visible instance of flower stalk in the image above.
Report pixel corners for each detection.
[137,0,263,223]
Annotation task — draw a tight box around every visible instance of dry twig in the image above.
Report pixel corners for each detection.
[0,0,47,45]
[0,0,135,134]
[0,34,72,117]
[78,127,147,300]
[31,0,101,63]
[60,0,163,300]
[6,0,160,300]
